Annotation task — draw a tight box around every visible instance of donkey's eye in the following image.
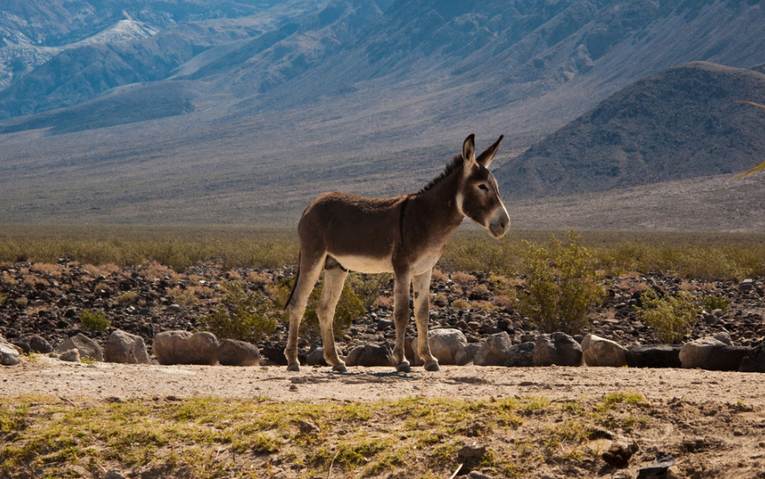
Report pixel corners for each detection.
[478,184,489,192]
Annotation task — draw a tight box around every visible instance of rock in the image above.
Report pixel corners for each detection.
[153,331,219,365]
[296,419,320,434]
[637,455,676,479]
[28,335,53,354]
[455,343,481,365]
[12,339,30,354]
[473,332,513,366]
[467,472,493,479]
[305,347,327,366]
[0,335,21,366]
[104,330,150,364]
[505,342,535,367]
[345,344,390,367]
[739,278,755,292]
[104,470,126,479]
[217,339,261,366]
[625,345,681,368]
[739,342,765,373]
[55,333,104,361]
[679,336,751,371]
[428,328,467,365]
[581,334,627,367]
[602,439,639,468]
[457,443,487,472]
[533,332,582,366]
[59,348,81,362]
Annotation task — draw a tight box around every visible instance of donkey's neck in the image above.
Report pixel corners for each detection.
[409,164,464,245]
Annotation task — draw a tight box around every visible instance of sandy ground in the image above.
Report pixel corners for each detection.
[2,357,764,405]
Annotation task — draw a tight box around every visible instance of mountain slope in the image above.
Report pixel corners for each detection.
[0,1,764,228]
[498,62,765,198]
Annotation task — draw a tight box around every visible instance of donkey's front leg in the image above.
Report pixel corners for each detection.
[413,270,439,371]
[391,270,412,372]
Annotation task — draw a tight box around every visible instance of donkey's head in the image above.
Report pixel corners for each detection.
[457,134,510,239]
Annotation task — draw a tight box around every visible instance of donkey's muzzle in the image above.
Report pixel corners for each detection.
[489,211,510,238]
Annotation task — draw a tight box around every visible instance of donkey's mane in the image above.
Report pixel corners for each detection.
[416,155,463,195]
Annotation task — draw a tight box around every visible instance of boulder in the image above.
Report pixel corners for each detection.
[306,347,327,366]
[345,344,391,367]
[217,339,260,366]
[55,333,103,361]
[505,342,535,367]
[28,335,53,354]
[104,330,150,364]
[625,345,681,368]
[456,343,481,365]
[602,439,639,468]
[0,335,21,366]
[427,328,467,365]
[581,334,627,367]
[679,336,751,371]
[533,332,582,366]
[153,331,219,365]
[474,332,513,366]
[59,349,81,362]
[739,342,765,373]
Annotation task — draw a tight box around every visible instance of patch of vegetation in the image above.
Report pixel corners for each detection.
[0,292,6,306]
[271,276,366,341]
[0,393,665,479]
[518,233,604,334]
[115,290,139,304]
[635,289,699,343]
[79,309,111,333]
[201,282,278,343]
[702,294,730,313]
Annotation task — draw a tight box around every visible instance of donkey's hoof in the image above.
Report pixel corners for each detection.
[424,361,440,372]
[332,363,348,373]
[287,363,300,372]
[396,362,411,373]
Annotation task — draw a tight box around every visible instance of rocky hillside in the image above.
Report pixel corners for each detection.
[0,1,764,225]
[498,62,765,198]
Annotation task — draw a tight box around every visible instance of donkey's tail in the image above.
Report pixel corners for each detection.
[283,251,301,310]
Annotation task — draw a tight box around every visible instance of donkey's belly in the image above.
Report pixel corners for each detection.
[330,253,393,274]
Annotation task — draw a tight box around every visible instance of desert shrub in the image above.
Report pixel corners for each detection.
[635,289,699,343]
[202,282,278,343]
[701,295,730,313]
[80,309,111,333]
[348,274,391,311]
[0,292,6,305]
[518,233,604,334]
[115,291,139,304]
[451,298,471,311]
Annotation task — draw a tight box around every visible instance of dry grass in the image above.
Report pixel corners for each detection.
[0,393,660,479]
[0,226,763,280]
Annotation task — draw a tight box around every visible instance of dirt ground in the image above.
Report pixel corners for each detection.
[2,358,764,405]
[3,359,765,478]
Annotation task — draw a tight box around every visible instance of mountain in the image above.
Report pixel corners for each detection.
[0,0,764,228]
[498,62,765,198]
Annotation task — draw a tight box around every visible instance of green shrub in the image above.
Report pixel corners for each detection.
[348,274,391,311]
[202,282,278,343]
[273,275,366,340]
[80,309,111,333]
[701,295,730,313]
[518,233,604,334]
[635,289,699,343]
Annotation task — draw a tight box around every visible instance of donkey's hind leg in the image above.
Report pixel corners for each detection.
[285,251,325,371]
[317,261,349,372]
[391,270,412,372]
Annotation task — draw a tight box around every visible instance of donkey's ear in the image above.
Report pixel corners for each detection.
[462,134,476,165]
[476,135,504,168]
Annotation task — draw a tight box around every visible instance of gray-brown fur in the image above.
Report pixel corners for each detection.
[284,134,510,372]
